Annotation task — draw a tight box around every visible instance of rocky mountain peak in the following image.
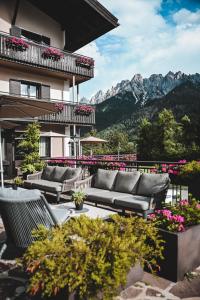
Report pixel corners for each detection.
[81,71,200,105]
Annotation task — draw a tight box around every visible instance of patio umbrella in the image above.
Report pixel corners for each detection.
[0,95,57,187]
[0,120,20,188]
[80,136,107,156]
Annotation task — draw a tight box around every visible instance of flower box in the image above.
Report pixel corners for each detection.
[74,105,94,116]
[42,47,63,61]
[6,37,29,52]
[75,56,94,69]
[157,224,200,282]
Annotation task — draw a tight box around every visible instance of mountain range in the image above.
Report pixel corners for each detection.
[82,71,200,105]
[86,71,200,135]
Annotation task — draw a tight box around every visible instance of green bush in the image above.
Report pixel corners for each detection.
[18,123,45,174]
[20,215,163,300]
[179,160,200,181]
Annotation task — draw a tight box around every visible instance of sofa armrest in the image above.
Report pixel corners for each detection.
[74,175,94,190]
[149,188,168,209]
[62,177,80,192]
[27,172,42,181]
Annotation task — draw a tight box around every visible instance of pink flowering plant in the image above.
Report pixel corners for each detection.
[74,105,94,116]
[42,47,63,61]
[54,103,64,112]
[75,56,94,69]
[148,198,200,232]
[6,37,29,52]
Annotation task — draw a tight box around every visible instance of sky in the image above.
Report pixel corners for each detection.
[77,0,200,99]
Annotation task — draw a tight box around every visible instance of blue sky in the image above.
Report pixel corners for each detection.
[78,0,200,99]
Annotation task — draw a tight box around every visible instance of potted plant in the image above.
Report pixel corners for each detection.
[72,191,86,210]
[20,215,163,299]
[12,176,23,190]
[54,102,64,113]
[6,37,29,52]
[74,105,94,116]
[148,198,200,281]
[75,56,94,69]
[17,123,45,179]
[42,47,63,61]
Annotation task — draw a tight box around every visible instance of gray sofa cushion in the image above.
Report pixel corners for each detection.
[84,187,132,205]
[114,171,141,194]
[115,195,151,211]
[51,166,68,182]
[94,169,118,190]
[137,173,169,196]
[41,166,55,181]
[26,180,62,192]
[63,167,81,181]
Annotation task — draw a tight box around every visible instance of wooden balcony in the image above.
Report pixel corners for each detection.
[39,102,95,126]
[0,32,94,83]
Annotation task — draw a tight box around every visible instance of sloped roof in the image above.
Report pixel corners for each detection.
[27,0,119,51]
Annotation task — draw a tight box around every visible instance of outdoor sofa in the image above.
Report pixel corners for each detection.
[24,166,82,202]
[75,169,170,218]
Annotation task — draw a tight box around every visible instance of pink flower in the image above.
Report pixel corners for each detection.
[178,224,185,232]
[148,214,156,220]
[180,199,189,206]
[172,215,185,223]
[196,203,200,209]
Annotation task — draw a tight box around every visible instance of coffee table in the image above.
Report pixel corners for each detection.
[51,202,117,220]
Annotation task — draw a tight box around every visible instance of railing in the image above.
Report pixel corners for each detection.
[39,103,95,125]
[0,31,94,78]
[46,158,188,203]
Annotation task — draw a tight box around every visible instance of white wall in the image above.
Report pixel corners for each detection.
[0,0,65,49]
[0,66,70,101]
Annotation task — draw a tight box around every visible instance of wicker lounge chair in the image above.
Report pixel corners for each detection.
[0,188,71,257]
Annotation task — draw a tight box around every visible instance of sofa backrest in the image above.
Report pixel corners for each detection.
[113,171,141,194]
[93,169,118,190]
[137,173,170,196]
[42,166,82,183]
[41,166,55,181]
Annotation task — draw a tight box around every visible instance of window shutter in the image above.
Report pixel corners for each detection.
[9,79,21,96]
[41,85,50,100]
[10,26,21,37]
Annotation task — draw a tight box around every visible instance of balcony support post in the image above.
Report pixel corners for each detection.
[72,76,75,103]
[77,84,79,103]
[12,0,20,25]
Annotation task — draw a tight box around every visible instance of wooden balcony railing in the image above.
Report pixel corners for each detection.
[0,32,94,79]
[39,102,95,125]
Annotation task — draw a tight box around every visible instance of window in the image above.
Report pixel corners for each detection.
[21,82,40,98]
[40,137,50,157]
[21,29,50,46]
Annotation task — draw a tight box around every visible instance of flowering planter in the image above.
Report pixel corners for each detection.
[42,48,63,61]
[157,224,200,282]
[75,57,94,69]
[6,37,29,52]
[74,105,94,116]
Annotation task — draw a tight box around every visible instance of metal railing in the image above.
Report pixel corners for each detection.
[0,31,94,78]
[46,158,188,203]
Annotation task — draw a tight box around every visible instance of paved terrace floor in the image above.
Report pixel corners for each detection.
[0,193,199,300]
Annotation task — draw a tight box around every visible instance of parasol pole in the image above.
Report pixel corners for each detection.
[0,126,4,188]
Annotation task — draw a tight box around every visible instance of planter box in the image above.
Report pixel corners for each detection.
[157,224,200,282]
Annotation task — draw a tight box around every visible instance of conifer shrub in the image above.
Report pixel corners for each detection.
[20,215,163,299]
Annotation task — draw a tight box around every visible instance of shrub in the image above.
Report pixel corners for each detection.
[179,160,200,180]
[20,215,163,299]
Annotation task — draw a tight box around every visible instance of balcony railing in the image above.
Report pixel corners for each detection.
[0,32,94,79]
[39,102,95,125]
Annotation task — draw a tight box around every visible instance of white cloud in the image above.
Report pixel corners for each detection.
[79,0,200,99]
[173,8,200,28]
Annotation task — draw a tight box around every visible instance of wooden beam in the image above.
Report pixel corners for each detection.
[12,0,20,25]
